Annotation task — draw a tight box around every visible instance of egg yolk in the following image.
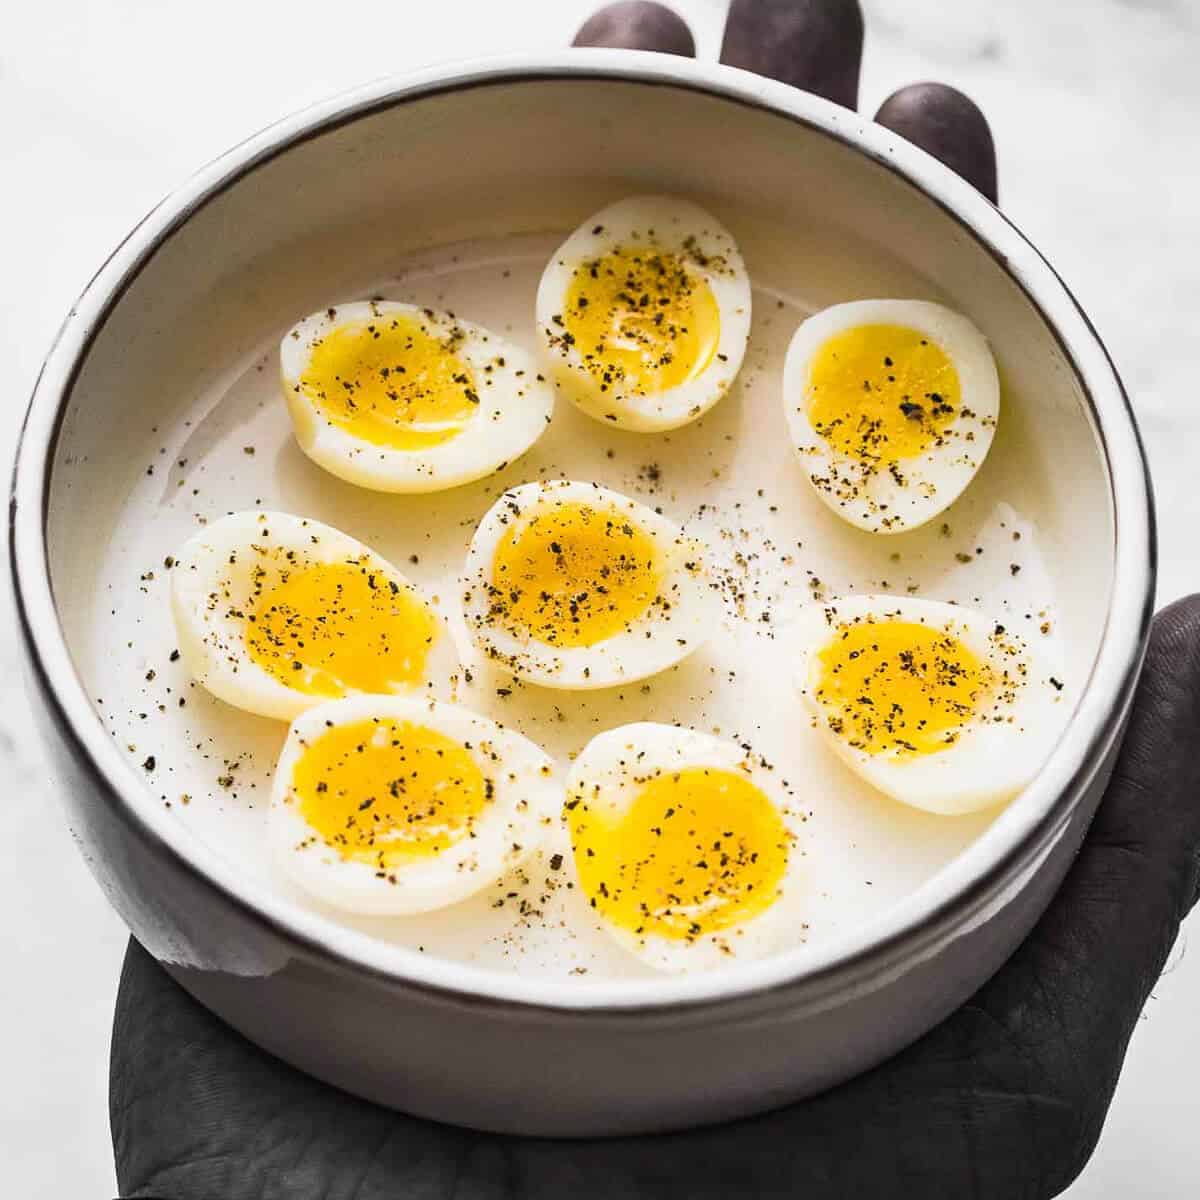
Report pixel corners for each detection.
[290,718,489,865]
[298,314,478,449]
[561,246,721,397]
[814,619,988,757]
[807,325,960,465]
[489,502,661,647]
[570,767,789,942]
[245,557,437,697]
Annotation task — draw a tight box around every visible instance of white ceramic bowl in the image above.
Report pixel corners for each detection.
[9,51,1154,1136]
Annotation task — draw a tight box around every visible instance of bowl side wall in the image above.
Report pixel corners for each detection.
[9,67,1150,1131]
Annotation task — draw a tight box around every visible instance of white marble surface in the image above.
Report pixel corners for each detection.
[3,0,1197,1194]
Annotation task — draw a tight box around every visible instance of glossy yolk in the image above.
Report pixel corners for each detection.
[814,619,987,757]
[570,767,788,942]
[807,325,960,464]
[290,718,488,865]
[561,246,721,396]
[245,557,436,697]
[489,502,661,648]
[299,314,478,449]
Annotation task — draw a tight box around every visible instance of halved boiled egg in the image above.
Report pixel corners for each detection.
[783,300,1000,533]
[270,694,559,915]
[565,723,797,971]
[460,480,716,690]
[171,510,452,721]
[281,300,554,492]
[536,195,751,432]
[794,594,1066,814]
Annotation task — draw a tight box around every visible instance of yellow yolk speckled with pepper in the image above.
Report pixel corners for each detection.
[299,314,478,450]
[569,766,789,941]
[561,246,721,398]
[489,501,662,647]
[813,619,989,758]
[807,324,960,465]
[461,481,716,690]
[245,557,437,697]
[290,718,490,866]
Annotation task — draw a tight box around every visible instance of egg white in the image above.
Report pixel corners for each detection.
[281,300,554,493]
[459,480,717,690]
[783,300,1000,533]
[171,510,453,722]
[794,594,1067,815]
[566,723,800,971]
[269,693,560,916]
[536,195,752,432]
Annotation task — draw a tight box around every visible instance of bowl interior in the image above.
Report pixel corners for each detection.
[38,70,1118,1001]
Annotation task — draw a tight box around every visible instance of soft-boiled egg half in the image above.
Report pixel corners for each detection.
[795,595,1066,815]
[270,694,559,915]
[783,300,1000,533]
[281,300,554,493]
[536,195,752,432]
[460,480,716,690]
[172,510,452,721]
[566,724,798,971]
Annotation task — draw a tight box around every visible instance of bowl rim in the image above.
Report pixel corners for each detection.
[9,49,1156,1014]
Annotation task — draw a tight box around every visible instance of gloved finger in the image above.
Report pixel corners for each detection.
[1004,594,1200,1073]
[1003,593,1200,1096]
[875,83,999,203]
[1098,595,1200,925]
[573,2,695,57]
[720,0,864,110]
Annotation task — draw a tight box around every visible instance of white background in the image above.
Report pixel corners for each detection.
[3,0,1198,1194]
